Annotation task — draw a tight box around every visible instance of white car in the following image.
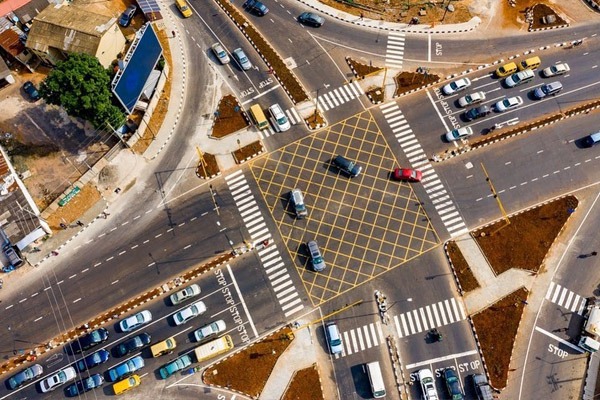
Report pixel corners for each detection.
[40,367,76,393]
[418,368,439,400]
[445,126,473,142]
[442,78,471,95]
[194,320,226,341]
[173,300,206,326]
[495,96,523,112]
[542,63,570,77]
[457,91,485,108]
[232,48,252,71]
[170,284,201,305]
[268,103,291,132]
[211,43,230,65]
[119,310,152,332]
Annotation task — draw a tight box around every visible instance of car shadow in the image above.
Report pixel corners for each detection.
[350,364,372,398]
[296,242,310,271]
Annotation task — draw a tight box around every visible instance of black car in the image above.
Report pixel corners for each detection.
[333,154,362,177]
[297,12,325,27]
[464,105,490,121]
[118,4,136,27]
[444,368,465,400]
[65,374,104,397]
[22,81,40,101]
[115,332,151,357]
[69,328,109,354]
[75,349,110,372]
[243,0,269,16]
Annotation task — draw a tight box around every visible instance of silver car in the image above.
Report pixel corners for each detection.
[170,284,201,305]
[211,43,230,64]
[232,48,252,71]
[194,320,226,341]
[119,310,152,332]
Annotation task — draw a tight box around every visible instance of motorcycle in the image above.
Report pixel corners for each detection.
[429,328,443,342]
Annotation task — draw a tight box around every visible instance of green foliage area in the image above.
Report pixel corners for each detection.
[39,53,125,129]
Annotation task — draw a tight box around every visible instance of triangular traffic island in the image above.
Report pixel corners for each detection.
[195,152,220,179]
[210,94,250,139]
[472,287,529,389]
[233,140,264,164]
[203,326,294,398]
[473,195,578,275]
[393,70,440,97]
[281,363,324,400]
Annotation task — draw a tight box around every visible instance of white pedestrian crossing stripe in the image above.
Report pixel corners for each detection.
[336,322,385,358]
[257,107,302,139]
[394,298,466,338]
[315,81,364,112]
[225,171,304,317]
[386,32,405,69]
[379,102,468,238]
[335,298,466,358]
[545,282,587,315]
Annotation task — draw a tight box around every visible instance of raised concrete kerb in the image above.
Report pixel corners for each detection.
[295,0,481,33]
[443,241,465,296]
[529,23,569,32]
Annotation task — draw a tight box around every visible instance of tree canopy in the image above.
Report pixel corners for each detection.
[39,53,125,129]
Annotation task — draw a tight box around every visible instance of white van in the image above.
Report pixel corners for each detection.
[365,361,386,398]
[268,103,291,132]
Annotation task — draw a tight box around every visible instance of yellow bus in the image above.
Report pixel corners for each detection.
[194,335,233,363]
[249,104,269,130]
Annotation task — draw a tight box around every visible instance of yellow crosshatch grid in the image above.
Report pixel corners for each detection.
[250,110,440,306]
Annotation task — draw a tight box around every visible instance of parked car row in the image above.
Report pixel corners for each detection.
[5,281,230,395]
[418,369,493,400]
[443,57,570,142]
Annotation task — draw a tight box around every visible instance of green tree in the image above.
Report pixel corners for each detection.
[39,53,125,129]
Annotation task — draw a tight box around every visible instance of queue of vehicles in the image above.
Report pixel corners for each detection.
[5,283,232,395]
[442,57,570,142]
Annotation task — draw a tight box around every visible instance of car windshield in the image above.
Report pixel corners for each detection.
[502,99,511,107]
[330,338,341,346]
[550,66,558,73]
[513,74,521,82]
[277,115,288,125]
[450,130,460,139]
[465,95,473,102]
[450,82,458,90]
[57,371,66,382]
[89,331,100,341]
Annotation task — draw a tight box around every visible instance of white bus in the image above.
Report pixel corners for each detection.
[194,335,234,363]
[365,361,386,398]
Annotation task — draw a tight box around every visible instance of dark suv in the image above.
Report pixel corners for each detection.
[243,0,269,16]
[333,155,362,177]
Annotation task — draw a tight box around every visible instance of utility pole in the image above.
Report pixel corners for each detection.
[481,162,510,235]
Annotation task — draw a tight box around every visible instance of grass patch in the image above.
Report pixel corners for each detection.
[446,241,480,293]
[233,141,263,164]
[472,287,528,388]
[211,94,249,139]
[473,196,577,275]
[394,71,440,96]
[282,364,323,400]
[203,327,294,398]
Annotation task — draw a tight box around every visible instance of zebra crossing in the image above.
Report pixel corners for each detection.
[336,298,466,358]
[386,32,406,69]
[224,171,304,318]
[545,282,587,315]
[257,107,302,139]
[393,297,467,338]
[315,81,364,112]
[337,322,385,358]
[380,102,468,237]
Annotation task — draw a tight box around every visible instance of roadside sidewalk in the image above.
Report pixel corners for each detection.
[455,235,535,315]
[260,317,338,400]
[297,0,481,33]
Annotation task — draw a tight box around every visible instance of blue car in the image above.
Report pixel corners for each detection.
[65,374,104,397]
[444,368,465,400]
[76,349,110,372]
[108,356,144,382]
[118,4,136,27]
[22,81,40,101]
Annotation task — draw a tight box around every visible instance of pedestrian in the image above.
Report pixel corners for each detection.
[522,300,528,305]
[592,251,598,256]
[59,223,67,230]
[359,12,364,20]
[171,30,176,38]
[51,251,59,256]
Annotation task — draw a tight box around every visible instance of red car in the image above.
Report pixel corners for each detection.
[393,168,422,182]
